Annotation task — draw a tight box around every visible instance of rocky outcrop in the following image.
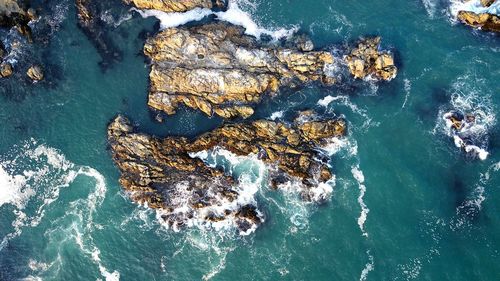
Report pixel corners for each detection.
[124,0,226,12]
[344,37,397,81]
[108,113,345,233]
[27,65,43,81]
[0,61,13,77]
[76,0,122,69]
[481,0,495,7]
[0,0,33,40]
[457,10,500,32]
[457,0,500,32]
[145,23,335,119]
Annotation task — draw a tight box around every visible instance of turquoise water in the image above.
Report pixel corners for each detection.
[1,0,500,280]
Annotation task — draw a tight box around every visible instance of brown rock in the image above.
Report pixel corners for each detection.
[480,0,495,7]
[0,62,13,77]
[0,0,32,40]
[145,23,335,118]
[124,0,224,12]
[108,113,346,233]
[344,37,397,81]
[27,65,43,81]
[457,10,500,32]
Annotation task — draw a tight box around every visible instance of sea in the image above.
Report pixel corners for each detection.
[1,0,499,280]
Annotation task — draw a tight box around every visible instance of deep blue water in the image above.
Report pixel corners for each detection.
[1,0,499,280]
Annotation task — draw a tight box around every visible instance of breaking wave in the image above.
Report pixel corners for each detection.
[131,0,297,40]
[449,0,500,17]
[434,74,496,160]
[0,140,118,281]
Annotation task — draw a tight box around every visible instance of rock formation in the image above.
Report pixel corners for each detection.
[481,0,495,7]
[76,0,123,69]
[457,0,500,32]
[0,0,33,40]
[344,37,397,81]
[145,23,335,119]
[108,113,346,233]
[27,65,43,81]
[0,61,13,77]
[124,0,226,12]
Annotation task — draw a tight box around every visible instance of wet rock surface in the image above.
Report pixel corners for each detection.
[145,23,335,119]
[457,0,500,32]
[0,0,32,40]
[124,0,225,12]
[344,37,397,81]
[108,113,346,233]
[27,65,43,81]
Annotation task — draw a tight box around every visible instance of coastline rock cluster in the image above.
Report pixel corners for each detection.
[108,113,346,232]
[457,0,500,32]
[105,0,399,234]
[344,37,397,81]
[145,23,335,119]
[0,0,38,79]
[0,0,33,40]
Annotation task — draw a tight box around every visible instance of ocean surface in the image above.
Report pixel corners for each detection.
[1,0,499,280]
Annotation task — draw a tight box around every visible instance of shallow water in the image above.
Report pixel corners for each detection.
[1,0,500,280]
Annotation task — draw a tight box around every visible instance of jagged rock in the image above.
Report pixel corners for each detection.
[145,23,335,118]
[27,65,43,81]
[0,0,32,40]
[124,0,224,12]
[481,0,495,7]
[0,62,13,77]
[344,37,397,81]
[108,114,346,233]
[457,10,500,32]
[76,0,122,69]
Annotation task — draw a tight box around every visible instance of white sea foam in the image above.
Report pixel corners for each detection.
[402,78,412,109]
[269,110,284,120]
[450,0,500,17]
[132,7,213,29]
[352,165,370,237]
[0,140,119,281]
[435,74,495,160]
[159,147,267,236]
[422,0,439,17]
[318,95,377,130]
[132,0,297,40]
[360,250,374,281]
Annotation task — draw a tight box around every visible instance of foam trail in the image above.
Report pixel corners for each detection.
[450,0,500,17]
[360,250,374,281]
[352,165,369,237]
[422,0,438,17]
[132,0,297,40]
[401,78,411,109]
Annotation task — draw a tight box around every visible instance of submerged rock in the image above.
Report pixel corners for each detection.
[344,37,397,81]
[108,114,345,233]
[124,0,225,12]
[76,0,123,69]
[145,23,335,118]
[27,65,43,81]
[456,0,500,32]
